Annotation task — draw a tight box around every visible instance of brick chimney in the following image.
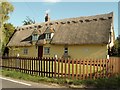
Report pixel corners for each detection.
[45,13,50,22]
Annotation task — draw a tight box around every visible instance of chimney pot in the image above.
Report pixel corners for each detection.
[45,13,50,22]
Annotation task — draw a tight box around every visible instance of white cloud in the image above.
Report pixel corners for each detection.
[43,0,61,3]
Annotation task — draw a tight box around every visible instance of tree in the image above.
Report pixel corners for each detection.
[116,35,120,55]
[2,23,15,56]
[0,1,14,55]
[3,23,15,44]
[112,35,120,56]
[22,16,35,25]
[0,2,14,22]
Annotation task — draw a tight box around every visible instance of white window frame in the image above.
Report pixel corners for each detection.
[44,47,50,55]
[23,48,28,55]
[32,34,38,41]
[45,33,51,39]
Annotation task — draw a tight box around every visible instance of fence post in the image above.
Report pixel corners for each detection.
[49,57,51,77]
[72,59,74,80]
[115,58,119,75]
[46,57,48,77]
[68,59,70,79]
[99,59,102,78]
[83,60,85,80]
[118,58,120,74]
[41,57,43,77]
[101,59,104,78]
[64,59,67,79]
[96,60,98,79]
[16,54,19,71]
[61,58,63,78]
[32,58,34,75]
[90,59,92,79]
[86,59,88,79]
[76,59,78,80]
[93,59,95,79]
[58,58,60,78]
[44,57,45,76]
[54,58,56,78]
[79,59,81,79]
[52,57,54,77]
[38,57,40,76]
[30,58,31,74]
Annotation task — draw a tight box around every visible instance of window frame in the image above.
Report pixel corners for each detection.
[44,47,50,55]
[32,34,38,41]
[64,47,68,55]
[45,33,51,40]
[23,48,28,55]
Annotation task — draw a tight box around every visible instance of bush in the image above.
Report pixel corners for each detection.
[94,76,120,88]
[83,79,95,86]
[72,79,83,85]
[65,79,73,84]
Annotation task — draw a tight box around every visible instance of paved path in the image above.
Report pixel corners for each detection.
[0,76,67,89]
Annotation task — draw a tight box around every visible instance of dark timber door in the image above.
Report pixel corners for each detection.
[38,46,43,58]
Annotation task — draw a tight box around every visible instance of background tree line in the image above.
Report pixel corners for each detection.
[110,35,120,56]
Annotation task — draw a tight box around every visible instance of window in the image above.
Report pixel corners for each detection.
[44,47,50,54]
[32,34,38,41]
[45,33,51,39]
[23,48,28,55]
[64,47,68,55]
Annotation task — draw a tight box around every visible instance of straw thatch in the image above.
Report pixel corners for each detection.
[44,27,55,33]
[7,12,114,46]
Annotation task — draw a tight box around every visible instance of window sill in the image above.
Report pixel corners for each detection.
[44,54,50,55]
[62,54,71,59]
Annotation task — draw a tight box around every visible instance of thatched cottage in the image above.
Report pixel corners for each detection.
[7,12,115,59]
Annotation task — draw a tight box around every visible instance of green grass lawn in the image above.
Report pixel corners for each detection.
[1,68,120,89]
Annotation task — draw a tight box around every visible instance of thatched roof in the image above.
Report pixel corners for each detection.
[44,27,55,33]
[32,29,41,35]
[7,12,114,46]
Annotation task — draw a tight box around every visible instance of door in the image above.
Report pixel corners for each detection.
[38,46,43,58]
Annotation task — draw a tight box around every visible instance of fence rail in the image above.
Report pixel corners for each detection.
[1,56,120,80]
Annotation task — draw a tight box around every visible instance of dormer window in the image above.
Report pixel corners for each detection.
[32,29,40,41]
[44,27,55,40]
[45,33,51,39]
[32,34,38,41]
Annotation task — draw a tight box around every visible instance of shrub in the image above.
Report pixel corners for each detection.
[83,79,95,86]
[72,79,83,85]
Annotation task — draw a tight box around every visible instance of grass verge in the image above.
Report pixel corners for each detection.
[1,68,120,89]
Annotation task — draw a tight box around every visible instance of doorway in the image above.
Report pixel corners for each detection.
[38,46,43,58]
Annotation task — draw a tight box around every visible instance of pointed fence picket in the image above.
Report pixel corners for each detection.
[1,56,120,80]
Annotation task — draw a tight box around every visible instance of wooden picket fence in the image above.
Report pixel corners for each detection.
[1,56,120,80]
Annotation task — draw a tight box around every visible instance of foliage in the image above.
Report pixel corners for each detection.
[22,16,35,25]
[0,1,14,55]
[1,69,120,89]
[2,23,15,55]
[111,35,120,56]
[0,2,14,22]
[94,77,119,88]
[3,23,15,44]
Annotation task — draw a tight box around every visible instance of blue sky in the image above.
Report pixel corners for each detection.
[8,2,119,38]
